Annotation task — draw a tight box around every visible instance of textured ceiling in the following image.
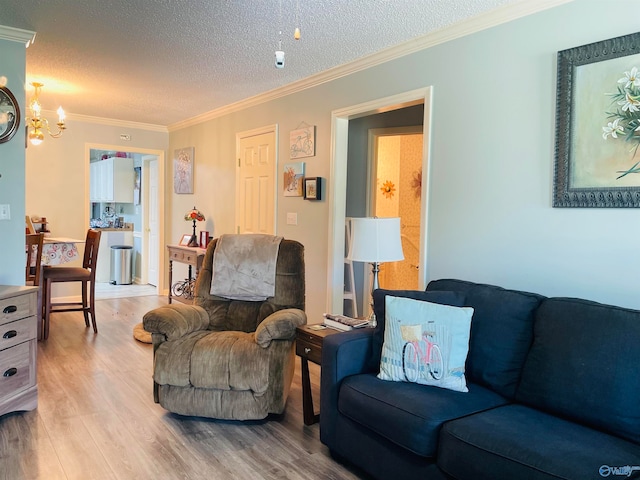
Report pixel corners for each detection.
[2,0,527,127]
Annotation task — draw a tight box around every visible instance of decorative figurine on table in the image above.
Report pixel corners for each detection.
[184,207,205,247]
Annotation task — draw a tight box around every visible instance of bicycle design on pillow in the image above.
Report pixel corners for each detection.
[400,324,444,382]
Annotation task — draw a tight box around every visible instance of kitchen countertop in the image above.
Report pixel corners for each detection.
[90,226,133,231]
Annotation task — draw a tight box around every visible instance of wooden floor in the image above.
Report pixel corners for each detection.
[0,295,367,480]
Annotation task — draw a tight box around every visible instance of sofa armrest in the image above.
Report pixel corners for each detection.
[143,303,209,342]
[255,308,307,347]
[320,328,375,448]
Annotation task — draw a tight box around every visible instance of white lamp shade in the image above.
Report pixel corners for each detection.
[348,217,404,263]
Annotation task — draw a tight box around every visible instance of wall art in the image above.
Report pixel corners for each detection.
[289,125,315,159]
[554,32,640,207]
[283,162,305,197]
[174,147,194,194]
[304,177,322,200]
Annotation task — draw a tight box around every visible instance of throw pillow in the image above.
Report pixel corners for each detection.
[378,296,473,392]
[370,289,466,372]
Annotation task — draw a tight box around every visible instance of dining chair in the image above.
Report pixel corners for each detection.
[42,229,102,340]
[26,233,45,339]
[26,233,44,286]
[25,215,36,234]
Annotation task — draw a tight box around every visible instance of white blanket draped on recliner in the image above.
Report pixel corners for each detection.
[210,234,283,301]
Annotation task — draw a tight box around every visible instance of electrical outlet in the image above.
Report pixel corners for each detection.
[286,212,298,225]
[0,204,10,220]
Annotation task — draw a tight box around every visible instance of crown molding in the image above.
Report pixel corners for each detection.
[168,0,573,132]
[61,111,168,132]
[0,25,36,45]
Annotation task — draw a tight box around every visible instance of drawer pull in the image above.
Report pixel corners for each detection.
[2,330,17,339]
[3,367,17,377]
[304,347,311,354]
[2,305,17,314]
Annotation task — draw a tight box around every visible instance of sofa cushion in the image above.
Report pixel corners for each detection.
[516,297,640,445]
[438,404,640,480]
[378,296,473,392]
[371,289,466,372]
[427,279,545,398]
[338,373,509,458]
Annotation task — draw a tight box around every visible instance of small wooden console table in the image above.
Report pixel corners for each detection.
[167,244,206,304]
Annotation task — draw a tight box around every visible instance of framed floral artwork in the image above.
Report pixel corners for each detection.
[174,147,194,194]
[554,32,640,207]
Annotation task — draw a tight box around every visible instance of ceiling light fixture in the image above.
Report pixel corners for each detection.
[275,0,285,68]
[27,82,66,146]
[294,0,301,40]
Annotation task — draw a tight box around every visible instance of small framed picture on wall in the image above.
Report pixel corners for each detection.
[304,177,322,200]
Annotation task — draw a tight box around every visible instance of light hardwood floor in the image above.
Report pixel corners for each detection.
[0,295,367,480]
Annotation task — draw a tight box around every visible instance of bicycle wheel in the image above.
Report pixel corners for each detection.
[172,281,186,297]
[428,343,444,380]
[402,342,419,383]
[184,279,196,299]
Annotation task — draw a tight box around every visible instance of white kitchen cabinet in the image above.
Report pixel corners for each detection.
[95,229,134,283]
[90,157,134,203]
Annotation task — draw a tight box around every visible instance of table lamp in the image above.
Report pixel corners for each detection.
[348,217,404,327]
[184,207,205,247]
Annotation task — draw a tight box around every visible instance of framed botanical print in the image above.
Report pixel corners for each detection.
[554,32,640,207]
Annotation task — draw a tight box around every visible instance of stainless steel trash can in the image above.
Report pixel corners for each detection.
[110,245,132,285]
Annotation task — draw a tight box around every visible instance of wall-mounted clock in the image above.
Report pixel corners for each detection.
[0,86,21,144]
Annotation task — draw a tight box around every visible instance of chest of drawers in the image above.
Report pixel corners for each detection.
[0,286,38,417]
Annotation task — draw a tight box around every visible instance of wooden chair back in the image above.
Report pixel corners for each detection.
[26,233,44,286]
[25,215,36,234]
[83,229,102,275]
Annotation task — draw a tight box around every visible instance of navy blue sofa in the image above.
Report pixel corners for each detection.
[320,279,640,480]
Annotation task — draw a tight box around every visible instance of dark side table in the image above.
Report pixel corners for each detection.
[296,324,341,425]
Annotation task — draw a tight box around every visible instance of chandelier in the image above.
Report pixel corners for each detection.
[27,82,66,146]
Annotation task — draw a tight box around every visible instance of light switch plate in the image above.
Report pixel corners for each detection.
[0,204,10,220]
[286,212,297,225]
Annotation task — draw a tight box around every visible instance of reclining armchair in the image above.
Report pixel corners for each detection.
[143,236,306,420]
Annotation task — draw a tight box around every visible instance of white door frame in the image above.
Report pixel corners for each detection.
[140,154,159,285]
[326,87,433,314]
[235,124,279,235]
[84,143,165,296]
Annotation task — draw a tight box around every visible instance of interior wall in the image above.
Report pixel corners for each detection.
[0,35,27,285]
[170,0,640,319]
[25,119,168,297]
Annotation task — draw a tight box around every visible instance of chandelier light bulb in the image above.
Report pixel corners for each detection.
[26,81,67,144]
[294,27,301,40]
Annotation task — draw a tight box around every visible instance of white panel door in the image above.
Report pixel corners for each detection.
[147,159,159,286]
[236,128,276,234]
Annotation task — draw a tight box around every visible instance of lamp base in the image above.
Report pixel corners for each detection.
[368,261,381,328]
[187,234,199,247]
[367,309,377,328]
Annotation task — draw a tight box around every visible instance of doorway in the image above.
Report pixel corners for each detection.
[85,143,165,297]
[368,127,423,307]
[327,87,433,315]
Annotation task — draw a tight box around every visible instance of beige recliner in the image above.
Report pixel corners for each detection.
[143,236,306,420]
